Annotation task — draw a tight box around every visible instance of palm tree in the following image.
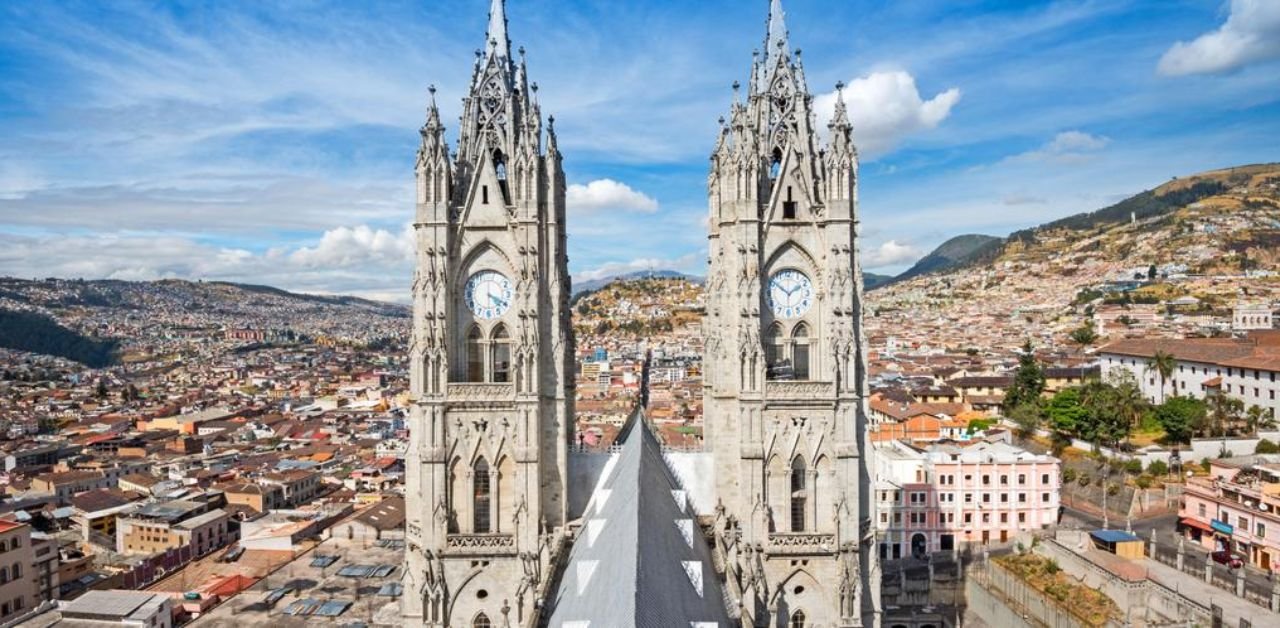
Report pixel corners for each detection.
[1246,405,1270,435]
[1208,393,1244,437]
[1147,350,1176,404]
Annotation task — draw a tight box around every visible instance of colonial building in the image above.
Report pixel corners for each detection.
[702,0,879,625]
[402,0,575,625]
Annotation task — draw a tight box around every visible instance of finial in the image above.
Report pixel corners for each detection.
[836,81,845,91]
[732,81,740,92]
[519,45,526,57]
[531,82,538,93]
[795,49,802,58]
[718,116,726,126]
[548,115,555,127]
[475,49,483,58]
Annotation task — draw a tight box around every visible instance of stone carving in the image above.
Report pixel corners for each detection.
[445,533,517,556]
[766,532,837,556]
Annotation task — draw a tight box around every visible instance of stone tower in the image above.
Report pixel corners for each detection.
[703,1,880,626]
[402,0,574,626]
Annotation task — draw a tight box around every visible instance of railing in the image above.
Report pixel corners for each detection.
[444,533,517,556]
[765,381,834,400]
[445,383,516,401]
[766,532,836,556]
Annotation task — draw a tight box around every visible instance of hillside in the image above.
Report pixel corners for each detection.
[0,308,119,367]
[867,162,1280,353]
[573,270,702,297]
[890,234,1003,284]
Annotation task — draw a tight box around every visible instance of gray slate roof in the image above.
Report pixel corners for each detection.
[544,414,732,628]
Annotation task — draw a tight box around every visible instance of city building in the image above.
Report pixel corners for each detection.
[257,470,320,507]
[0,520,36,623]
[1100,331,1280,416]
[115,500,232,557]
[50,589,172,628]
[1233,302,1275,332]
[875,440,1061,558]
[1179,454,1280,570]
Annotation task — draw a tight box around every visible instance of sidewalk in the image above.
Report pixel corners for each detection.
[1141,556,1277,626]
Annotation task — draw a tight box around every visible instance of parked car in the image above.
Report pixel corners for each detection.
[1212,550,1244,569]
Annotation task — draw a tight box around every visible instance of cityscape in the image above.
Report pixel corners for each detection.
[1,1,1280,627]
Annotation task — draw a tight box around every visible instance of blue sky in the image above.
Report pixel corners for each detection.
[1,0,1278,301]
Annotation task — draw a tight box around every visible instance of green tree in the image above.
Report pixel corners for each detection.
[1004,340,1046,411]
[1208,394,1245,437]
[1147,264,1158,280]
[1246,405,1271,434]
[1009,403,1043,439]
[1069,321,1099,348]
[1046,388,1088,439]
[1146,350,1176,403]
[1147,460,1169,476]
[1256,439,1280,455]
[1154,396,1206,444]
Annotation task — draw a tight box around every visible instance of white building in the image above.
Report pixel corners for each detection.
[53,590,172,628]
[1233,302,1274,332]
[1100,332,1280,417]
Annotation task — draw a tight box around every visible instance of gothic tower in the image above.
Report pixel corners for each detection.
[403,0,574,626]
[704,1,880,626]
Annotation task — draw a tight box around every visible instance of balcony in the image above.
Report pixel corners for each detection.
[766,532,837,556]
[444,533,517,557]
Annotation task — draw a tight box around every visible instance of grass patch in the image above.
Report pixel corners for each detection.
[995,553,1119,627]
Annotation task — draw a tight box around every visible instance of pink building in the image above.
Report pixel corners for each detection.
[875,439,1061,559]
[1179,456,1280,571]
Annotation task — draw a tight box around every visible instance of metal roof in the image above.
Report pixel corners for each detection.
[543,412,733,627]
[1091,530,1142,544]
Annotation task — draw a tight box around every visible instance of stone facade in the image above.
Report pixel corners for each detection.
[702,1,880,626]
[402,0,574,626]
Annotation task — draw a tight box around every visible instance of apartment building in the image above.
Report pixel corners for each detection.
[1100,331,1280,417]
[1179,454,1280,571]
[875,440,1061,559]
[0,520,36,623]
[115,500,232,558]
[258,470,321,507]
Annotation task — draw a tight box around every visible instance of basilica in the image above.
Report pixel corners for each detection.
[402,1,879,626]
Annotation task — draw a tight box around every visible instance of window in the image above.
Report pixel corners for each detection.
[783,186,797,220]
[473,458,492,533]
[1258,523,1266,539]
[964,493,973,503]
[770,147,783,179]
[910,492,925,504]
[1000,475,1009,485]
[1042,493,1051,503]
[1018,493,1027,503]
[1000,513,1009,523]
[790,610,806,628]
[466,326,484,382]
[474,613,492,628]
[982,475,991,485]
[792,323,810,381]
[765,323,783,375]
[1018,513,1026,523]
[1017,474,1026,485]
[1000,493,1008,503]
[491,325,511,383]
[482,185,489,204]
[982,494,990,503]
[1042,474,1050,484]
[790,457,807,532]
[964,513,972,524]
[982,513,990,523]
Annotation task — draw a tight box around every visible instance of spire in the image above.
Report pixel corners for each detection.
[830,82,851,130]
[766,0,789,56]
[485,0,510,61]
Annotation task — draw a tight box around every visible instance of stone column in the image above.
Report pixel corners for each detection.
[1235,565,1245,597]
[1149,529,1157,558]
[1176,537,1185,572]
[1205,550,1213,583]
[1270,574,1280,612]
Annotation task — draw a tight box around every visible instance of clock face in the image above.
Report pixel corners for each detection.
[465,271,514,320]
[767,270,813,319]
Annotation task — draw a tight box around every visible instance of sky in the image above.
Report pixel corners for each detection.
[1,0,1279,303]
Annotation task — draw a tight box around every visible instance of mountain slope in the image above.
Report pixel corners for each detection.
[891,234,1002,284]
[0,308,119,367]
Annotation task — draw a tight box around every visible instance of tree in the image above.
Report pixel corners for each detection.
[1154,396,1206,444]
[1208,394,1244,437]
[1009,403,1042,439]
[1069,321,1099,348]
[95,378,108,399]
[1147,264,1158,280]
[1246,405,1271,434]
[1046,388,1088,440]
[1004,340,1046,412]
[1256,439,1280,455]
[1146,350,1176,403]
[1147,460,1169,476]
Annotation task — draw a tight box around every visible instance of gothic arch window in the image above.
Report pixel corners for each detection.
[466,326,485,383]
[765,322,785,379]
[491,325,511,383]
[790,610,806,628]
[493,150,507,180]
[792,322,810,381]
[473,457,492,533]
[770,147,783,179]
[473,612,492,628]
[790,456,807,532]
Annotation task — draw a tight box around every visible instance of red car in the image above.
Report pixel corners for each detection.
[1212,550,1244,569]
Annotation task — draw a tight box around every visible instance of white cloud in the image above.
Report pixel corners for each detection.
[289,225,413,268]
[814,71,962,158]
[1009,131,1110,164]
[863,240,922,269]
[566,179,659,214]
[1158,0,1280,76]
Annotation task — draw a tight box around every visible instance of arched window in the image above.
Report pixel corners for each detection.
[770,147,783,179]
[491,325,511,383]
[474,613,492,628]
[473,458,492,533]
[466,326,484,383]
[765,323,786,380]
[790,456,807,532]
[792,323,810,381]
[0,566,7,584]
[790,609,806,628]
[10,563,18,579]
[493,150,507,181]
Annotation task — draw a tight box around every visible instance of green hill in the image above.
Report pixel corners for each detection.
[0,308,119,368]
